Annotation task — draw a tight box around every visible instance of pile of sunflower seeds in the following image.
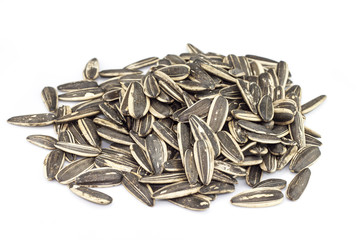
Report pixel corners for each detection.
[8,44,326,210]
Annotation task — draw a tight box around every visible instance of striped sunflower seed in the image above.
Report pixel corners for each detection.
[145,133,168,175]
[168,195,210,211]
[8,113,56,127]
[83,58,99,80]
[289,146,321,173]
[74,168,122,187]
[253,178,287,190]
[122,172,154,207]
[41,86,58,112]
[286,168,311,201]
[69,184,112,205]
[27,134,57,150]
[193,139,214,186]
[54,142,101,157]
[152,181,202,200]
[44,149,65,180]
[55,157,95,184]
[231,188,284,208]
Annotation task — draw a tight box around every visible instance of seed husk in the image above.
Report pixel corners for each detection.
[95,153,137,172]
[199,181,235,195]
[41,86,58,112]
[305,134,322,146]
[217,131,244,163]
[83,58,99,80]
[55,157,95,184]
[78,118,101,147]
[152,181,202,199]
[8,113,56,127]
[97,127,134,145]
[168,195,210,211]
[207,96,228,133]
[56,107,101,123]
[130,143,154,174]
[260,153,277,173]
[122,172,154,207]
[245,131,282,144]
[58,88,104,102]
[286,168,311,201]
[189,115,221,158]
[99,102,124,126]
[44,149,65,180]
[54,142,101,157]
[164,159,184,172]
[177,122,191,165]
[214,160,246,177]
[152,121,179,150]
[158,64,190,81]
[237,120,289,137]
[127,82,150,119]
[253,178,287,190]
[231,188,284,208]
[289,146,321,173]
[277,145,298,170]
[236,79,258,114]
[93,117,128,134]
[145,133,168,175]
[183,149,198,186]
[99,68,142,78]
[139,172,187,184]
[74,168,123,187]
[124,57,159,70]
[193,139,214,186]
[231,109,262,122]
[143,73,161,98]
[289,111,306,148]
[69,184,112,205]
[176,98,212,123]
[149,99,173,119]
[246,165,262,187]
[27,134,57,150]
[301,95,327,114]
[58,80,99,92]
[258,95,274,122]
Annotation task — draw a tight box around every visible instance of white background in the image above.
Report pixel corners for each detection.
[0,1,358,239]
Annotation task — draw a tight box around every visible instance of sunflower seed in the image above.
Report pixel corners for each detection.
[217,131,244,163]
[145,133,167,175]
[93,117,128,134]
[214,160,246,177]
[124,57,159,70]
[168,195,210,211]
[149,99,173,119]
[130,143,154,174]
[58,88,104,102]
[193,140,214,185]
[158,64,190,81]
[27,135,57,150]
[55,142,101,157]
[207,96,228,133]
[140,172,187,184]
[246,165,262,187]
[305,134,322,146]
[78,118,101,147]
[231,188,284,207]
[237,119,289,137]
[289,146,321,173]
[269,143,287,156]
[277,61,289,89]
[55,157,95,184]
[212,170,238,184]
[238,155,263,166]
[102,89,120,102]
[83,58,99,80]
[253,178,287,190]
[122,172,154,206]
[41,86,58,112]
[245,131,282,144]
[231,109,262,122]
[286,168,311,201]
[258,95,274,122]
[186,43,203,54]
[97,127,134,145]
[74,168,122,187]
[95,153,137,172]
[152,121,179,150]
[99,68,142,78]
[176,98,212,123]
[44,149,65,180]
[260,153,277,173]
[58,80,99,93]
[152,181,202,199]
[99,102,124,126]
[183,149,198,186]
[8,113,56,127]
[289,111,306,148]
[55,107,101,123]
[199,181,235,195]
[277,145,298,170]
[69,184,112,205]
[301,95,327,114]
[164,159,184,172]
[127,82,150,119]
[143,73,161,98]
[189,115,221,157]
